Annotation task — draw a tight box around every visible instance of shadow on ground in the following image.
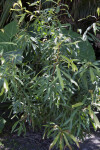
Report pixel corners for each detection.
[0,131,100,150]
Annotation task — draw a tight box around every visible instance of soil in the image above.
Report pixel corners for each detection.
[0,130,100,150]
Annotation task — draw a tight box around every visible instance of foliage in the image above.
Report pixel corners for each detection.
[0,1,100,150]
[0,0,17,28]
[71,0,100,20]
[0,117,6,133]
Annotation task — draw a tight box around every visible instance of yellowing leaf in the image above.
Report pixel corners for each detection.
[0,29,4,33]
[97,7,100,16]
[18,0,22,8]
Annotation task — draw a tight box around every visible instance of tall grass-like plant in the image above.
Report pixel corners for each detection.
[0,1,100,150]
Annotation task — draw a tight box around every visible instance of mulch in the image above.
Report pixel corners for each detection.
[0,130,100,150]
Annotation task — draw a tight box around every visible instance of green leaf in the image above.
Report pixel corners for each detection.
[3,79,9,93]
[68,133,79,148]
[89,68,95,82]
[0,117,6,133]
[18,0,23,8]
[4,21,18,39]
[0,21,18,52]
[49,133,60,150]
[0,0,14,28]
[0,87,4,96]
[72,102,83,108]
[71,63,78,72]
[88,105,100,129]
[62,30,95,61]
[56,6,60,13]
[92,112,100,128]
[18,13,26,24]
[15,76,24,85]
[11,121,19,133]
[56,65,64,89]
[61,70,78,87]
[60,55,71,64]
[0,42,17,45]
[93,23,97,35]
[97,7,100,16]
[63,133,72,150]
[60,135,63,150]
[4,50,23,64]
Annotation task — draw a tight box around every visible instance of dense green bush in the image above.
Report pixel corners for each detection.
[0,1,100,150]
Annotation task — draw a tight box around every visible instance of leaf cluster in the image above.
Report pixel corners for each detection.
[0,1,100,150]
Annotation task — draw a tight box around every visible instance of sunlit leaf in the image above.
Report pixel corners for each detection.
[72,102,83,108]
[3,79,9,93]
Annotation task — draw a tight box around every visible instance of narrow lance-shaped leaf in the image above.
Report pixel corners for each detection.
[56,65,64,90]
[61,70,78,87]
[68,133,79,148]
[0,42,17,45]
[0,87,4,96]
[60,135,63,150]
[63,133,72,150]
[49,133,60,150]
[72,102,83,108]
[89,68,95,82]
[97,7,100,16]
[0,117,6,133]
[3,79,9,93]
[18,13,26,24]
[92,111,100,128]
[11,121,19,133]
[15,76,24,85]
[88,105,100,129]
[71,63,78,72]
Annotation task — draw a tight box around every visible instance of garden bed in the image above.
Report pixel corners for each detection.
[0,130,100,150]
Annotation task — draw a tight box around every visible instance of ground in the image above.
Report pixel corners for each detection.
[0,130,100,150]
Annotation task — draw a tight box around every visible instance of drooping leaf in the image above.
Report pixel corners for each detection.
[49,133,60,150]
[89,68,95,82]
[3,79,9,93]
[63,133,72,150]
[56,65,64,90]
[0,117,6,133]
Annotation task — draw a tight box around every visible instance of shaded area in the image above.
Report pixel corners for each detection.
[0,131,100,150]
[79,132,100,150]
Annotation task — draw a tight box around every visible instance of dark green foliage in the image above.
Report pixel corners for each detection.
[0,1,100,150]
[0,117,6,133]
[0,0,17,28]
[71,0,100,20]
